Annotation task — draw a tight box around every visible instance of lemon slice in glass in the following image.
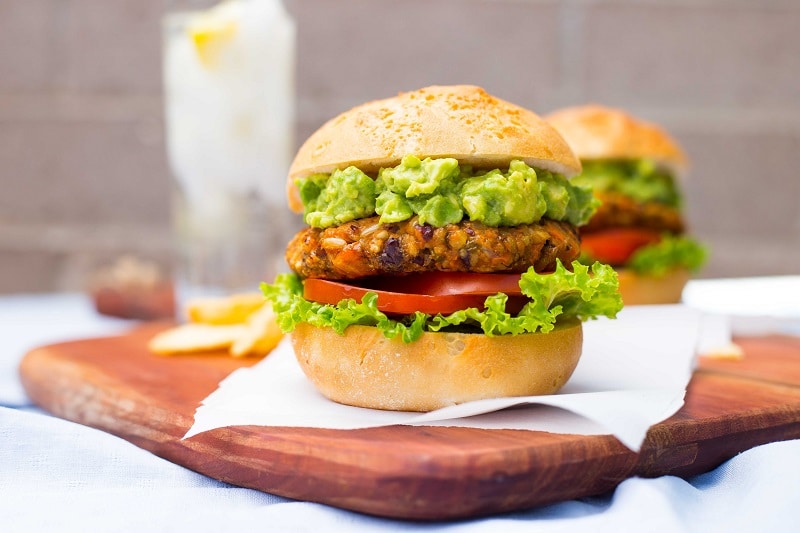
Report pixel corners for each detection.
[186,2,240,68]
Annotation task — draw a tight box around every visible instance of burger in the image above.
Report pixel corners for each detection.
[262,85,622,412]
[547,105,707,305]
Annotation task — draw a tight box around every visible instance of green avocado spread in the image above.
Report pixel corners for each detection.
[296,155,599,229]
[571,159,682,207]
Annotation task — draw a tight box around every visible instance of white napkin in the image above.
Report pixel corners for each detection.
[2,293,133,407]
[184,305,706,451]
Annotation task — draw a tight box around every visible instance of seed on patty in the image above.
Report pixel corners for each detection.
[286,216,580,280]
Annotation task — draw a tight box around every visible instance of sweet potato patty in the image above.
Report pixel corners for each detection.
[582,192,685,234]
[286,216,581,280]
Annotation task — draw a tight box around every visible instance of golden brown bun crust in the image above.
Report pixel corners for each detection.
[287,85,582,213]
[546,105,687,176]
[616,268,690,305]
[290,320,583,412]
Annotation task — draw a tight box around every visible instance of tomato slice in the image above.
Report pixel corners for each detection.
[303,273,528,316]
[581,228,662,265]
[358,272,524,297]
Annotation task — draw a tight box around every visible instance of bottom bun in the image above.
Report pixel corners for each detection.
[291,319,583,412]
[616,268,690,305]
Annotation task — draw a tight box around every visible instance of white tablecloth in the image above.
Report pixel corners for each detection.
[2,292,800,532]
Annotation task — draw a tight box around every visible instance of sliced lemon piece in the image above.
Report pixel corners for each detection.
[186,7,239,68]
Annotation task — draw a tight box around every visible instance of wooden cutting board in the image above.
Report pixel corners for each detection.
[18,324,800,520]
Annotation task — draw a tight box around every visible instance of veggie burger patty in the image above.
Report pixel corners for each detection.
[287,215,581,280]
[582,191,685,235]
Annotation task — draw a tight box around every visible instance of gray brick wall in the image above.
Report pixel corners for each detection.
[1,0,798,293]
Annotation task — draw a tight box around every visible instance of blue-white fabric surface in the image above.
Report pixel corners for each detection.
[2,292,800,532]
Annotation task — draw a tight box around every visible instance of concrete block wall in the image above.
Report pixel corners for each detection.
[1,0,798,293]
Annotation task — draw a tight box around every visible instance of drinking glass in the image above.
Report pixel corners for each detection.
[162,0,296,317]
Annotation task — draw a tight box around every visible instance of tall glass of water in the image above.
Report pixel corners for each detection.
[162,0,295,317]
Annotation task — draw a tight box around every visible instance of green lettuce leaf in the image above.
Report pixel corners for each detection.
[261,260,623,343]
[627,235,708,276]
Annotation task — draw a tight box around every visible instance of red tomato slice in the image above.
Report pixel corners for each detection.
[581,228,662,265]
[303,273,528,316]
[359,272,525,297]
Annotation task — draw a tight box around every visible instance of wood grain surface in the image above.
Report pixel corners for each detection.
[18,325,800,520]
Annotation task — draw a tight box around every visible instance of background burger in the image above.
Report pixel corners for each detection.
[263,85,622,412]
[547,105,707,305]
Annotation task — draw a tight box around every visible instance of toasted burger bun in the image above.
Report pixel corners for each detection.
[546,105,687,176]
[287,85,582,213]
[291,319,583,412]
[616,268,690,305]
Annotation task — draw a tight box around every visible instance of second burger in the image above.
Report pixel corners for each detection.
[547,105,708,304]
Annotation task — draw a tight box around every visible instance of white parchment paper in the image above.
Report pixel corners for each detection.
[184,305,705,451]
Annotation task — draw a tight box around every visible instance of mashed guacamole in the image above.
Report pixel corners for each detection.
[296,155,598,229]
[571,159,682,207]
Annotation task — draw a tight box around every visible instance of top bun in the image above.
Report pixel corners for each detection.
[546,105,687,176]
[287,85,582,213]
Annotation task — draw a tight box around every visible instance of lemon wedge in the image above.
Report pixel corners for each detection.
[186,4,239,68]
